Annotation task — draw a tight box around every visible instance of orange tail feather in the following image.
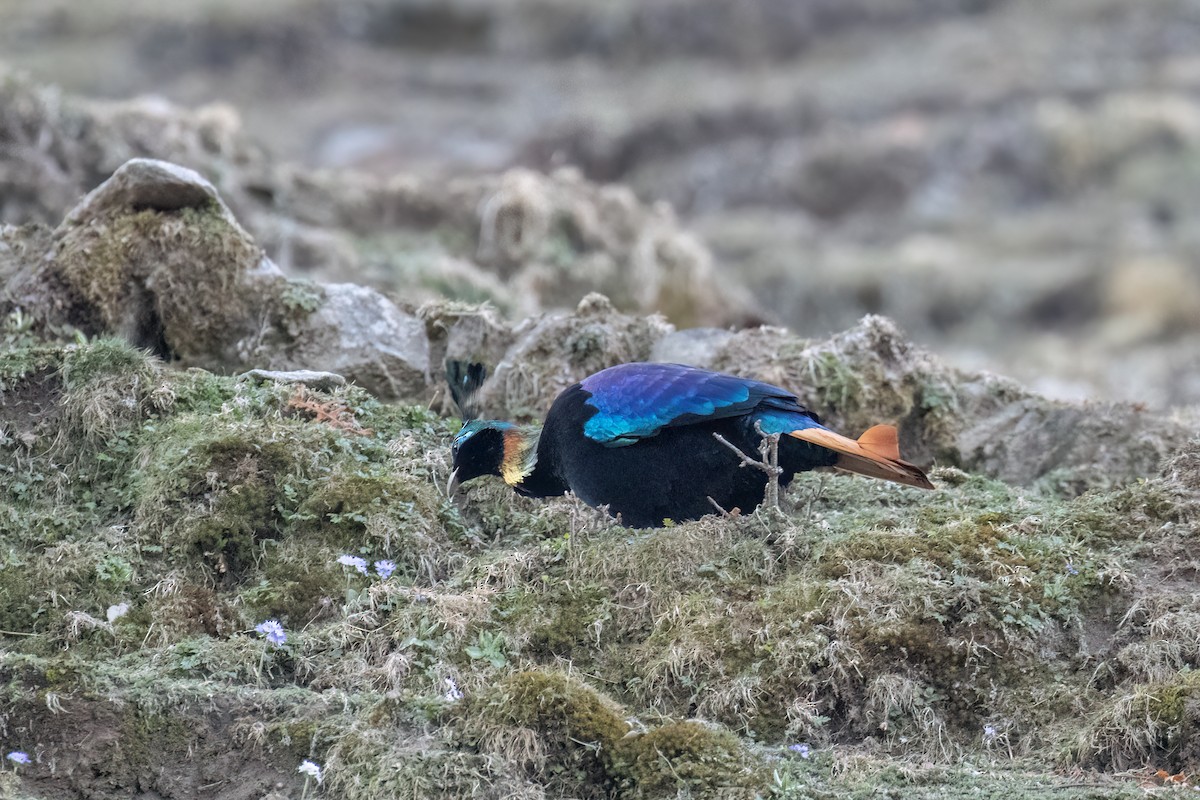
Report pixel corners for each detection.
[856,424,902,461]
[788,425,934,490]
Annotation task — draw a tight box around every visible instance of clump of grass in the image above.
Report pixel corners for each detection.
[135,417,311,579]
[326,718,540,800]
[458,667,765,798]
[1073,669,1200,772]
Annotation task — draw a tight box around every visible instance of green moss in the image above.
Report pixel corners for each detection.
[169,367,246,412]
[1149,670,1200,727]
[805,349,872,419]
[247,539,344,624]
[60,338,155,391]
[0,342,63,389]
[524,585,612,658]
[137,416,325,576]
[279,279,323,314]
[488,668,630,748]
[470,669,630,796]
[610,721,765,799]
[300,472,397,533]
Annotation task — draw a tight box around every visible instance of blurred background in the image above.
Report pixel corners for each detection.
[2,0,1199,409]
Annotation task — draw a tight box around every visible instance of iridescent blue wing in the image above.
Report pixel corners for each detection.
[579,362,821,447]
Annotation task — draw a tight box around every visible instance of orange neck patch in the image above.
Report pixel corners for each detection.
[500,428,531,486]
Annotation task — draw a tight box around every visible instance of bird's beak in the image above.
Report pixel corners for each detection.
[447,467,461,497]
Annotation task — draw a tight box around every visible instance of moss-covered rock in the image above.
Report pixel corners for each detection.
[5,157,432,401]
[474,292,673,419]
[54,191,268,366]
[610,720,765,799]
[705,316,1189,492]
[467,669,630,796]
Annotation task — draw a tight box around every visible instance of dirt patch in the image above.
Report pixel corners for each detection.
[0,357,62,446]
[2,692,303,800]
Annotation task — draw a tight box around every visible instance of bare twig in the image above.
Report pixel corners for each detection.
[756,422,782,509]
[711,425,785,510]
[711,433,766,471]
[706,496,738,517]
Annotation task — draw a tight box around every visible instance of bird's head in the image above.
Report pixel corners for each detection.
[450,420,535,490]
[445,359,539,493]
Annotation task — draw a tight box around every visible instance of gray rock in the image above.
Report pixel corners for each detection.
[64,158,243,229]
[238,369,347,392]
[272,283,430,400]
[650,328,735,368]
[476,293,673,418]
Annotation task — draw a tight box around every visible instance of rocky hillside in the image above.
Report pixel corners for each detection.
[1,155,1199,799]
[2,2,1200,797]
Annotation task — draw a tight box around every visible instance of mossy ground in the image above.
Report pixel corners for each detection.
[1,338,1198,799]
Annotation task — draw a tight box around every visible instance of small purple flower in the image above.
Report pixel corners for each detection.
[6,751,30,765]
[788,743,811,759]
[444,677,464,702]
[255,619,287,646]
[1066,562,1079,576]
[337,554,370,575]
[374,559,396,579]
[983,724,998,742]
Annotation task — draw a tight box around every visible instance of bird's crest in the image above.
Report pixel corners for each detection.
[446,360,488,421]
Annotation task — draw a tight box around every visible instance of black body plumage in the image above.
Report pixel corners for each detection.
[449,362,932,528]
[530,382,836,527]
